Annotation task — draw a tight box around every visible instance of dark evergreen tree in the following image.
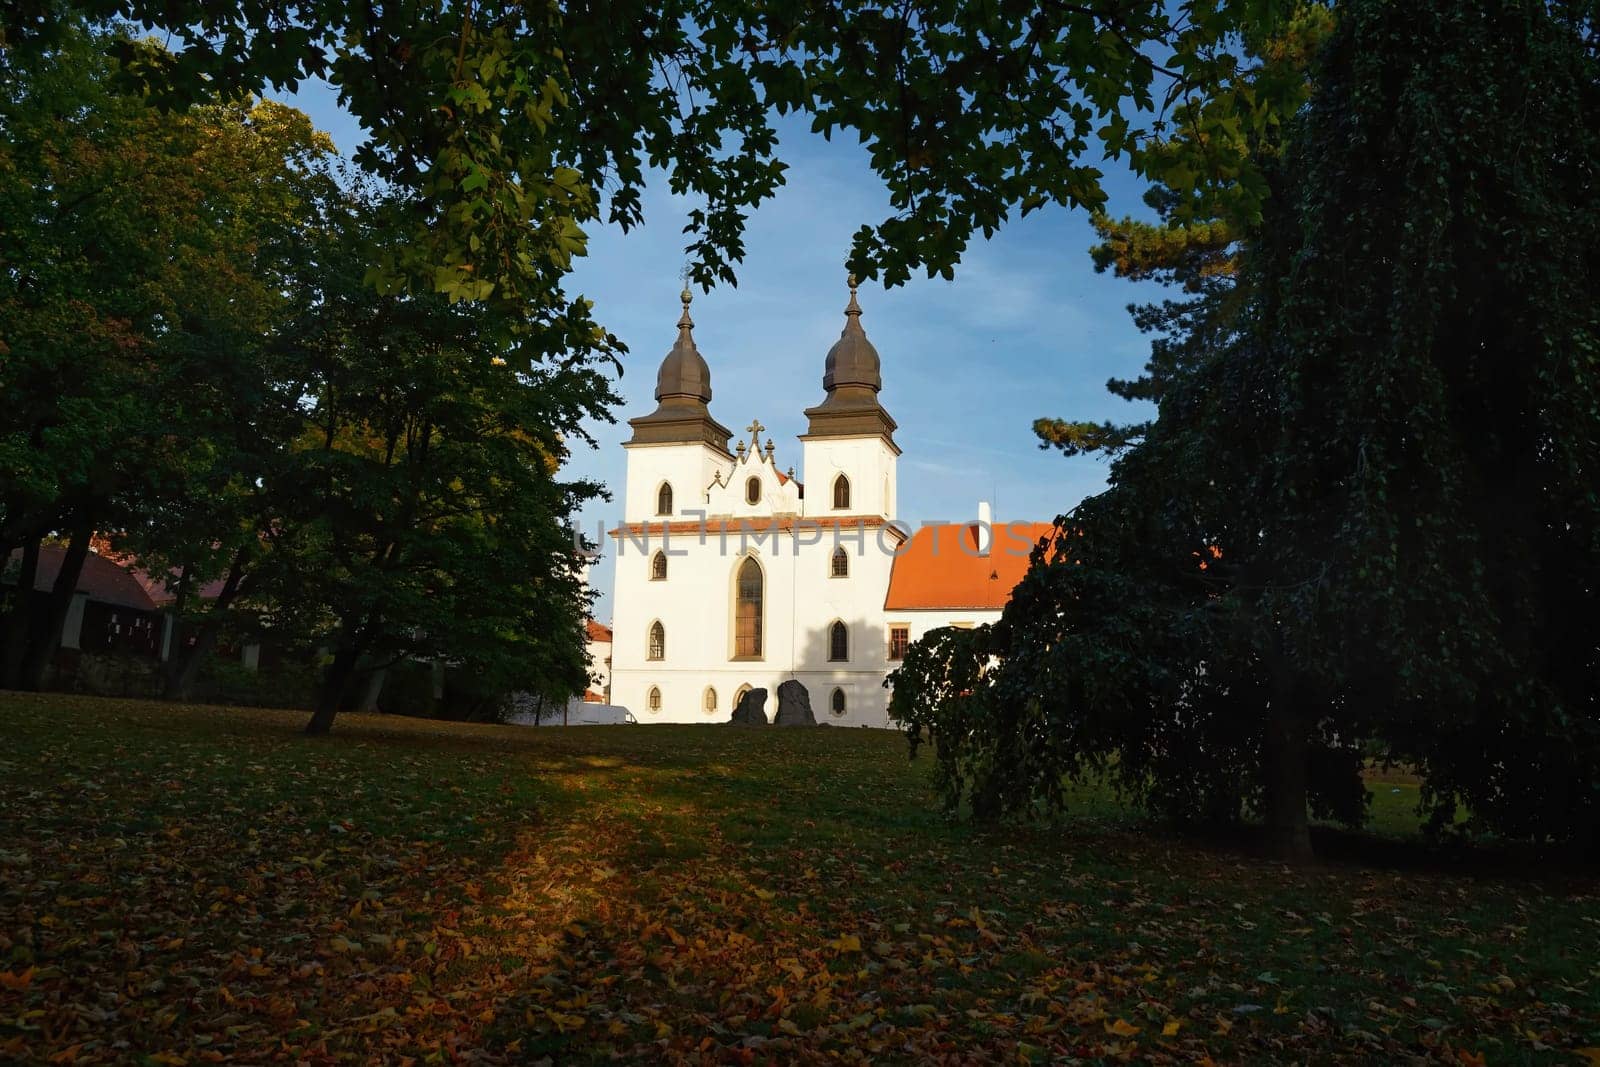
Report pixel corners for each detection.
[894,0,1600,860]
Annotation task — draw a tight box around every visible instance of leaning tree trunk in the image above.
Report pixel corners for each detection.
[1263,695,1314,864]
[306,641,361,735]
[22,516,94,691]
[1,537,42,689]
[163,554,249,702]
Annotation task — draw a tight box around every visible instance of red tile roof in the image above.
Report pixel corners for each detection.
[5,547,161,612]
[126,566,230,606]
[883,522,1056,611]
[585,620,613,643]
[86,537,231,605]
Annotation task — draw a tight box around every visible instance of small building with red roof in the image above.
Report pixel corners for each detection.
[881,514,1057,660]
[582,619,613,702]
[3,545,164,658]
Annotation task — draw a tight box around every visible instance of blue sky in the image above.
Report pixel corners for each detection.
[282,81,1164,624]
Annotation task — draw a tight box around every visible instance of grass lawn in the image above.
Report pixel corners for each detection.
[1,694,1595,1064]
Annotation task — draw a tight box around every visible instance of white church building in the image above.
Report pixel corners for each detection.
[605,280,1052,727]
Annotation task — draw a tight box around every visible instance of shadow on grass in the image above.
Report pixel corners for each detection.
[4,691,1597,1064]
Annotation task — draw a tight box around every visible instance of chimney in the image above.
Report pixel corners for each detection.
[976,500,993,556]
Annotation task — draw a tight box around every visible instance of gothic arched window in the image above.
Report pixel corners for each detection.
[647,686,662,711]
[833,474,851,510]
[745,476,761,505]
[703,687,717,714]
[828,620,849,662]
[656,482,673,516]
[648,620,665,660]
[734,557,763,658]
[651,550,668,580]
[830,545,849,578]
[830,687,846,717]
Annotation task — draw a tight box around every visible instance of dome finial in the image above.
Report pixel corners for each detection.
[845,273,861,318]
[677,286,693,330]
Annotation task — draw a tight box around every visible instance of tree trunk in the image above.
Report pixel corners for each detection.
[163,553,249,702]
[306,641,361,735]
[1263,697,1314,864]
[1,537,42,689]
[22,517,94,691]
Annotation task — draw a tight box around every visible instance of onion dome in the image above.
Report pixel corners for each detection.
[626,289,732,451]
[823,276,882,392]
[803,275,897,448]
[655,288,713,403]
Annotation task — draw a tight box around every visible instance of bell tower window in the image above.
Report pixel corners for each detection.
[651,551,668,581]
[830,546,849,578]
[648,621,665,660]
[832,474,850,510]
[656,482,673,516]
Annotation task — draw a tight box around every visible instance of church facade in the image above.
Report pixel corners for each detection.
[606,280,1052,727]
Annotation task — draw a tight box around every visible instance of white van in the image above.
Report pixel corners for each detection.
[563,702,636,725]
[507,701,636,726]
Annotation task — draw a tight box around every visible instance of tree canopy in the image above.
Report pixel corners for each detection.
[258,188,616,732]
[1,27,616,731]
[2,0,1305,307]
[0,24,336,689]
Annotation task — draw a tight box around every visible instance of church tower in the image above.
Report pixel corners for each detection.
[622,289,733,520]
[800,276,899,519]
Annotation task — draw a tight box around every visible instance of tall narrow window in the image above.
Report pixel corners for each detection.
[745,476,761,505]
[828,620,849,662]
[734,557,763,658]
[830,688,846,717]
[830,546,849,578]
[647,686,662,711]
[648,621,665,660]
[888,624,910,661]
[656,482,673,516]
[833,474,851,510]
[703,687,718,714]
[651,550,668,580]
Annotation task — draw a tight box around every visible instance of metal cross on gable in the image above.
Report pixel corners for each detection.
[745,418,765,441]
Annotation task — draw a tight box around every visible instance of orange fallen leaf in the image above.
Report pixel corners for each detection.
[0,968,35,991]
[1104,1018,1141,1038]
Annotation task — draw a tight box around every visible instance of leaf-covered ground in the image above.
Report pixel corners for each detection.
[1,695,1595,1065]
